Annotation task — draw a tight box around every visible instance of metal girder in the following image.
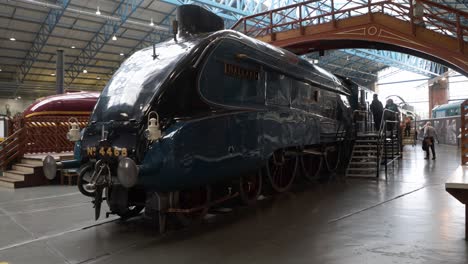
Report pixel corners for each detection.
[432,0,468,12]
[16,0,70,85]
[343,49,447,77]
[106,7,176,79]
[130,7,176,53]
[65,0,144,86]
[160,0,265,22]
[303,52,379,87]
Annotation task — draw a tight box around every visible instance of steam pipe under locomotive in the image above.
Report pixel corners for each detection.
[43,5,357,228]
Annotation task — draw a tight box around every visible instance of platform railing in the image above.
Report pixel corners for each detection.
[376,109,401,180]
[0,115,89,170]
[24,116,88,154]
[0,127,27,170]
[231,0,468,52]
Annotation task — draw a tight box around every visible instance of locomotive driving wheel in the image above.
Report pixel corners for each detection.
[170,186,211,227]
[265,149,298,193]
[300,154,323,181]
[239,171,262,206]
[324,145,341,172]
[105,186,144,220]
[78,165,95,197]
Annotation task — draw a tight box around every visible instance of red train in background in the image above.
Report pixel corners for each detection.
[0,91,99,158]
[23,91,100,119]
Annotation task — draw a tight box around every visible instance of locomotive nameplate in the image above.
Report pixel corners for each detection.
[86,147,128,157]
[224,63,259,80]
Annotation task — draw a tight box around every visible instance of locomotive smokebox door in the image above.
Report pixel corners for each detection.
[176,5,224,35]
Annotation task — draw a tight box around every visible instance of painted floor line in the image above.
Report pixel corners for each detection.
[0,192,82,206]
[328,186,426,223]
[0,218,118,252]
[4,202,90,216]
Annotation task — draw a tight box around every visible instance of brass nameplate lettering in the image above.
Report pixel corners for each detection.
[224,63,259,80]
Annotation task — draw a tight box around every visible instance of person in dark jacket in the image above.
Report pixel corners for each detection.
[370,94,384,131]
[384,99,400,131]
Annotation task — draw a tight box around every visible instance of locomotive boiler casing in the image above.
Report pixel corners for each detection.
[76,29,354,192]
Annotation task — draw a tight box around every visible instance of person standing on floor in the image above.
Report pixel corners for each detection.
[404,116,412,137]
[370,94,384,132]
[423,121,439,160]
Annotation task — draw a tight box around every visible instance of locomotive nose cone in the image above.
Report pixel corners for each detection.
[43,155,58,180]
[117,157,139,188]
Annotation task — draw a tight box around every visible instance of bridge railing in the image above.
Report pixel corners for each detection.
[232,0,467,51]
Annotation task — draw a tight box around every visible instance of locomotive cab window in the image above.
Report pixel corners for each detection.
[266,72,291,107]
[291,79,321,112]
[313,90,320,102]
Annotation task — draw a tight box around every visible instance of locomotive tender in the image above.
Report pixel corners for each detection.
[44,5,358,230]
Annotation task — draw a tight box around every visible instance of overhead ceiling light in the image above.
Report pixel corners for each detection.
[96,6,101,15]
[119,52,124,56]
[51,73,56,76]
[71,45,76,49]
[150,18,154,26]
[96,76,101,80]
[0,68,2,72]
[17,96,21,99]
[83,69,88,74]
[9,37,16,41]
[112,35,117,41]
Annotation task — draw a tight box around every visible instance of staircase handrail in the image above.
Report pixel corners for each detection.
[0,127,27,170]
[231,0,467,52]
[377,109,401,179]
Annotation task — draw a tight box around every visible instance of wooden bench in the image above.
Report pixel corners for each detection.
[445,166,468,240]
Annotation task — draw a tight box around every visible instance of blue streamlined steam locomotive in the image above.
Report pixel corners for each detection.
[44,5,358,231]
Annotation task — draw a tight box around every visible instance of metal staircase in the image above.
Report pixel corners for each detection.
[346,133,380,178]
[402,128,416,146]
[346,109,401,180]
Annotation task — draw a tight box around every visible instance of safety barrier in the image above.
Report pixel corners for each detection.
[0,115,89,169]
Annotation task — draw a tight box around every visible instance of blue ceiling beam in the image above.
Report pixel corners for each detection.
[16,0,70,85]
[342,49,447,77]
[65,0,144,85]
